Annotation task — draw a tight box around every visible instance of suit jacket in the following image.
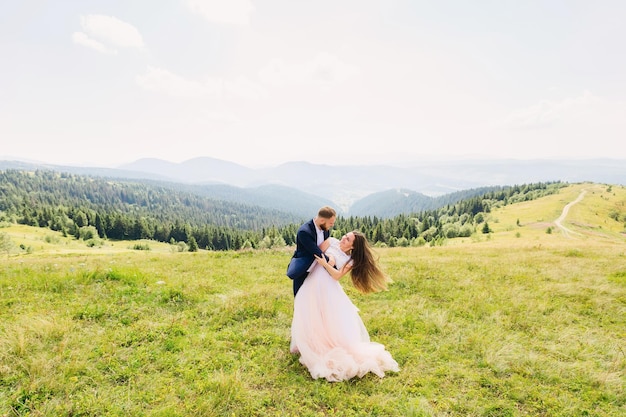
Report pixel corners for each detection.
[288,219,330,296]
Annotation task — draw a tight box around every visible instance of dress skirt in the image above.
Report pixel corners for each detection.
[290,264,399,382]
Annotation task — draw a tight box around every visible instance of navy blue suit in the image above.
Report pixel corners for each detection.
[289,219,330,296]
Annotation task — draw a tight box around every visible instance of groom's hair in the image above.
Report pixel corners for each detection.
[317,206,336,219]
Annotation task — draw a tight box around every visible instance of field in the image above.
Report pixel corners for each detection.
[1,183,625,416]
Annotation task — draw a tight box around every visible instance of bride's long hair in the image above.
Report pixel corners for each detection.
[349,231,391,294]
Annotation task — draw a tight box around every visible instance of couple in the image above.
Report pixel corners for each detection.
[287,206,399,382]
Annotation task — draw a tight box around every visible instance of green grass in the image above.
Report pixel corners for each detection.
[1,183,625,416]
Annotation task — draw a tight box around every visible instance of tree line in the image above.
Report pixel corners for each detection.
[0,169,564,251]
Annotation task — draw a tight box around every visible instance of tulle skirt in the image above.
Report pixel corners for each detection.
[290,264,399,382]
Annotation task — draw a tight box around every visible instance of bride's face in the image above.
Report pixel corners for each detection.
[339,232,355,253]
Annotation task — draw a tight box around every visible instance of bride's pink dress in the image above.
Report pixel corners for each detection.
[290,238,399,382]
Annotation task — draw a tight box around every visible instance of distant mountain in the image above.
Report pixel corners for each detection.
[350,189,434,217]
[120,157,626,206]
[121,157,256,187]
[410,159,626,187]
[348,185,516,218]
[255,161,463,211]
[2,157,625,217]
[169,183,336,220]
[0,160,175,182]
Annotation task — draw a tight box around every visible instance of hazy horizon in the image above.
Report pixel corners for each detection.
[2,153,626,171]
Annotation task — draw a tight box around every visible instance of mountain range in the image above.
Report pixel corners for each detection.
[2,157,625,218]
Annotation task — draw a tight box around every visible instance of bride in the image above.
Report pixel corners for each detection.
[290,230,400,382]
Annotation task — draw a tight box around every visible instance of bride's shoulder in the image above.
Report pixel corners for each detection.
[323,237,340,252]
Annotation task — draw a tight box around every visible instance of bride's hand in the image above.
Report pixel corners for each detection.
[315,254,342,280]
[314,254,326,265]
[315,254,334,267]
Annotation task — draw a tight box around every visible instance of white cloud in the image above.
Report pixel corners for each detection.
[186,0,254,25]
[258,52,359,87]
[72,31,117,55]
[79,14,144,48]
[223,76,267,100]
[135,66,266,100]
[204,111,239,123]
[136,67,220,98]
[492,91,626,159]
[502,91,600,130]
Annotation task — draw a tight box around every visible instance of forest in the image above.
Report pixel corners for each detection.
[0,169,564,251]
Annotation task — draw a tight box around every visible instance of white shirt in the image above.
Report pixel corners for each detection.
[307,220,324,272]
[315,222,324,245]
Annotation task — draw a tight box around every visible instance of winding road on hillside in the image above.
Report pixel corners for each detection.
[554,189,587,237]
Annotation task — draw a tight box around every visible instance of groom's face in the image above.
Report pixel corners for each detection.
[319,216,336,231]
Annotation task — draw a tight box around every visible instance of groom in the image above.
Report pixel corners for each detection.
[287,206,337,297]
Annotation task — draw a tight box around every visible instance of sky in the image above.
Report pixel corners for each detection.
[1,0,625,168]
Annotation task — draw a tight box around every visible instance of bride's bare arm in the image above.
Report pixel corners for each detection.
[314,254,351,281]
[318,238,336,266]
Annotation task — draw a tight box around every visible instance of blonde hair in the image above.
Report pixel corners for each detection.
[348,231,391,294]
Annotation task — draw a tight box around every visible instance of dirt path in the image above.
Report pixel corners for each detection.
[554,189,587,237]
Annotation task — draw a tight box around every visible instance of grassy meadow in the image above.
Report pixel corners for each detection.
[1,183,625,416]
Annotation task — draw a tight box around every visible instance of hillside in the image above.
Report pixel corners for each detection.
[0,169,302,228]
[2,179,624,256]
[0,170,305,251]
[3,164,624,253]
[349,186,509,218]
[2,169,579,250]
[487,182,626,242]
[2,157,625,215]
